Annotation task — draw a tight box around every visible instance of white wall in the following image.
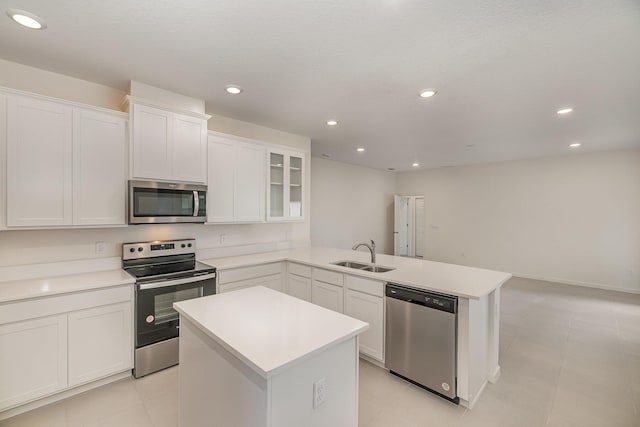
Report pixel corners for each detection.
[0,60,310,268]
[310,157,396,255]
[396,148,640,293]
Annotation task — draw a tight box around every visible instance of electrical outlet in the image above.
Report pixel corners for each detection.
[313,378,326,408]
[95,241,106,254]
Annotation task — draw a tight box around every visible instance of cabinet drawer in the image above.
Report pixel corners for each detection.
[345,275,384,297]
[0,285,133,325]
[219,263,282,284]
[288,262,311,278]
[311,280,344,313]
[312,268,343,287]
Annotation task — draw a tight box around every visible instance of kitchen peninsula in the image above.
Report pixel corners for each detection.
[173,286,368,427]
[201,247,512,408]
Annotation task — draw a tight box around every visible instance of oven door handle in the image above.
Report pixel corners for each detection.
[138,272,216,290]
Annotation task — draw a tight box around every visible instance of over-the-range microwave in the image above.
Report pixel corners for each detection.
[129,180,207,224]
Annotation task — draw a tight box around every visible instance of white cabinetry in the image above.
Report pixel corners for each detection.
[287,263,312,302]
[6,95,73,226]
[0,315,68,410]
[0,285,133,411]
[130,102,208,184]
[344,276,384,361]
[218,263,284,294]
[68,302,133,387]
[207,133,266,223]
[5,92,126,228]
[267,149,304,221]
[311,268,344,313]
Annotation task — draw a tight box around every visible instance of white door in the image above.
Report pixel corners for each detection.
[393,195,409,256]
[6,96,73,226]
[72,109,126,225]
[345,289,384,361]
[172,113,207,183]
[0,314,68,410]
[414,197,425,258]
[236,143,266,222]
[68,302,133,387]
[132,104,171,180]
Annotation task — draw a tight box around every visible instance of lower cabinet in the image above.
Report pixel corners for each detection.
[0,315,68,410]
[288,274,312,302]
[311,280,344,313]
[0,285,133,411]
[217,263,284,294]
[68,302,133,387]
[344,289,384,361]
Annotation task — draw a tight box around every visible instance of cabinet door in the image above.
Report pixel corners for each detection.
[312,280,344,313]
[288,154,303,219]
[132,104,171,180]
[345,289,384,361]
[267,151,286,220]
[6,95,73,226]
[235,143,266,222]
[0,314,68,410]
[68,302,133,387]
[207,136,236,222]
[172,113,207,183]
[288,274,312,302]
[254,274,283,292]
[73,109,126,225]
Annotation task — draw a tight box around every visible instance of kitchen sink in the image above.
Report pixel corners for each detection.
[331,260,395,273]
[361,265,394,273]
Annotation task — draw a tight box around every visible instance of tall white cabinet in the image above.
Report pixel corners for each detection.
[5,92,127,227]
[207,132,266,223]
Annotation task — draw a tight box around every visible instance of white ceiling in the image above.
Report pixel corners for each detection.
[1,0,639,171]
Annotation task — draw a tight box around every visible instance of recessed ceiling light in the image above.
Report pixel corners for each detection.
[225,85,242,95]
[7,9,47,29]
[412,162,420,167]
[419,89,437,98]
[356,147,365,152]
[569,142,581,148]
[556,107,573,115]
[326,120,338,126]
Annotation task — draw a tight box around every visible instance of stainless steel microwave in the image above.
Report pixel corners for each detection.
[129,180,207,224]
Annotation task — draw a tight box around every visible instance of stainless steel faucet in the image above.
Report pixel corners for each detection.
[352,240,376,263]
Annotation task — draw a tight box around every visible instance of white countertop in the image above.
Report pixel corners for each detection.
[0,269,135,304]
[174,286,369,379]
[202,247,512,299]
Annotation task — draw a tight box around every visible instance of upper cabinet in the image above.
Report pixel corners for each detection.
[207,132,266,223]
[267,149,305,222]
[5,92,127,228]
[129,101,208,184]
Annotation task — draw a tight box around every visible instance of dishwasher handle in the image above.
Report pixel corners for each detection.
[386,284,457,314]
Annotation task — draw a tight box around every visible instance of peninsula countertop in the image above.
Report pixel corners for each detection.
[201,247,511,299]
[173,285,369,379]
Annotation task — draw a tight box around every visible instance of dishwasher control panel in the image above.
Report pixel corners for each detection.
[386,284,457,314]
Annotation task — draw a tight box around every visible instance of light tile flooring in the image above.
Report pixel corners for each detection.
[2,277,639,427]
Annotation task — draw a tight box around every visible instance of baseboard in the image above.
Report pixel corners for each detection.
[0,370,131,421]
[488,365,501,384]
[512,273,640,295]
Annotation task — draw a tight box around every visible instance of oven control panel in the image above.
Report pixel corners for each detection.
[122,239,196,260]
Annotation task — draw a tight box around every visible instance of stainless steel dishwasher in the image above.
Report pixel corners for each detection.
[385,283,458,403]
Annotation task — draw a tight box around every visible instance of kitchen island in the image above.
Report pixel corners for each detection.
[173,286,369,427]
[201,247,512,408]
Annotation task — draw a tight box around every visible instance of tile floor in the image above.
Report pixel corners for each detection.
[2,277,639,426]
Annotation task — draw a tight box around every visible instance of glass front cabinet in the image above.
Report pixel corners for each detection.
[267,150,304,221]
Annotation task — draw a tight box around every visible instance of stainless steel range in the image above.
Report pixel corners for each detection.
[123,239,216,378]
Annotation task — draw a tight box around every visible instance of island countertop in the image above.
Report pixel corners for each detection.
[201,247,511,299]
[173,285,369,379]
